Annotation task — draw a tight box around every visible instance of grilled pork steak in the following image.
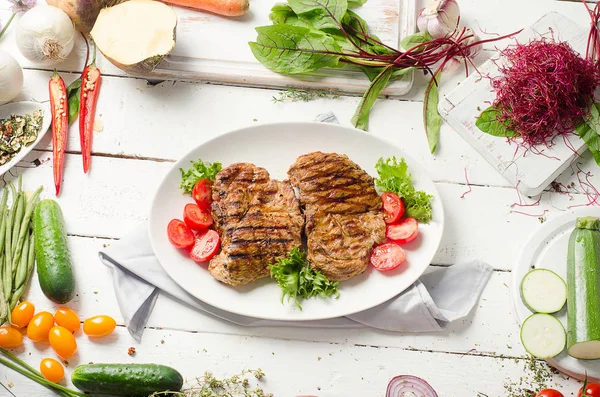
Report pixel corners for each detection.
[288,152,386,281]
[209,163,303,286]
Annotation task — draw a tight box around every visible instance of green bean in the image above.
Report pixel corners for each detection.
[10,193,24,270]
[0,291,7,325]
[2,209,12,303]
[11,233,35,310]
[12,186,42,270]
[0,206,7,259]
[10,232,29,309]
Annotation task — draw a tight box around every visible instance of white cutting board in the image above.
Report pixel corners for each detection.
[152,0,416,95]
[439,12,588,197]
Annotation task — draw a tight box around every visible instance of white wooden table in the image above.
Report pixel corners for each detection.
[0,0,596,395]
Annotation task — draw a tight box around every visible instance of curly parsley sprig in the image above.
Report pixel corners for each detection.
[179,159,222,194]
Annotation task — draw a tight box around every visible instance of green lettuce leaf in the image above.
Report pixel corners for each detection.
[374,157,434,223]
[179,159,222,194]
[269,248,339,309]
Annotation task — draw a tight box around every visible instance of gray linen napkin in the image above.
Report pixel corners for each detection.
[99,222,492,341]
[99,111,492,340]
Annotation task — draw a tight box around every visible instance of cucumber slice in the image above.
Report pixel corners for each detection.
[521,269,567,314]
[520,313,566,358]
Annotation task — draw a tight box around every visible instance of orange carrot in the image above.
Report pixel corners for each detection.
[161,0,249,16]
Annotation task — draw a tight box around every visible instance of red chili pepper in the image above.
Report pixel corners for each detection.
[49,70,68,196]
[78,62,101,173]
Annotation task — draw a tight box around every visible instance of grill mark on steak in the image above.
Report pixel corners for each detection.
[288,152,386,281]
[208,163,303,287]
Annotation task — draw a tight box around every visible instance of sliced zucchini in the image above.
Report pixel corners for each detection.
[521,269,567,314]
[520,313,566,358]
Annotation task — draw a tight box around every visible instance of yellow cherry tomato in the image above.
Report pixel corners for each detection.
[48,326,77,359]
[10,301,35,329]
[54,307,80,332]
[27,311,54,342]
[83,315,116,337]
[40,358,65,383]
[0,326,23,348]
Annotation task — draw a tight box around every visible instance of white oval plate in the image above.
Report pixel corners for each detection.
[0,101,51,175]
[512,207,600,381]
[149,122,445,321]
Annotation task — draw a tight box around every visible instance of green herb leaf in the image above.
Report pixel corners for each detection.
[400,31,434,51]
[348,0,367,7]
[249,25,342,74]
[586,102,600,135]
[475,106,519,138]
[66,77,82,125]
[287,0,347,30]
[269,248,339,310]
[423,72,442,153]
[375,156,434,223]
[576,119,600,166]
[179,159,222,194]
[351,65,394,130]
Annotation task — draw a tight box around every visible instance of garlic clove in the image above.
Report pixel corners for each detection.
[417,0,460,39]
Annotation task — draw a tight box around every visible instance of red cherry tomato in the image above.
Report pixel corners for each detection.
[386,217,419,244]
[190,229,221,263]
[167,219,194,249]
[54,307,81,333]
[579,383,600,397]
[10,301,35,329]
[83,315,117,337]
[183,203,213,231]
[192,179,213,211]
[370,243,406,271]
[48,326,77,359]
[536,390,564,397]
[381,192,404,224]
[40,358,65,383]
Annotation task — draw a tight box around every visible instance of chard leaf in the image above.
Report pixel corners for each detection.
[348,0,367,7]
[400,31,434,51]
[249,25,342,74]
[475,106,519,137]
[270,3,312,27]
[423,72,442,153]
[288,0,347,30]
[576,119,600,166]
[351,65,394,130]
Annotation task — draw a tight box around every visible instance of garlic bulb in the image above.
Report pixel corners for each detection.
[0,51,24,105]
[417,0,460,39]
[16,5,76,66]
[444,29,483,72]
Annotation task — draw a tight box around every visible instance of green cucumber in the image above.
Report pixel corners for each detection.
[567,216,600,359]
[521,269,567,314]
[520,313,566,358]
[71,363,184,396]
[33,200,75,304]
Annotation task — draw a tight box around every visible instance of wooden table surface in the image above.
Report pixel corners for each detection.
[0,0,597,395]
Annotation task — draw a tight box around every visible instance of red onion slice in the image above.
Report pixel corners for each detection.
[386,375,439,397]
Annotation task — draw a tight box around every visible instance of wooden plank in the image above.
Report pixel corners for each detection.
[0,326,581,397]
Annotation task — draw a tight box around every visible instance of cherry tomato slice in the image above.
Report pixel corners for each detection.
[83,315,117,337]
[167,219,194,249]
[192,179,213,211]
[40,358,65,383]
[183,203,213,231]
[536,390,564,397]
[381,192,404,224]
[10,301,35,329]
[27,311,54,342]
[48,326,77,359]
[579,383,600,397]
[0,326,23,348]
[370,243,406,271]
[386,217,419,244]
[190,229,220,263]
[54,307,81,333]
